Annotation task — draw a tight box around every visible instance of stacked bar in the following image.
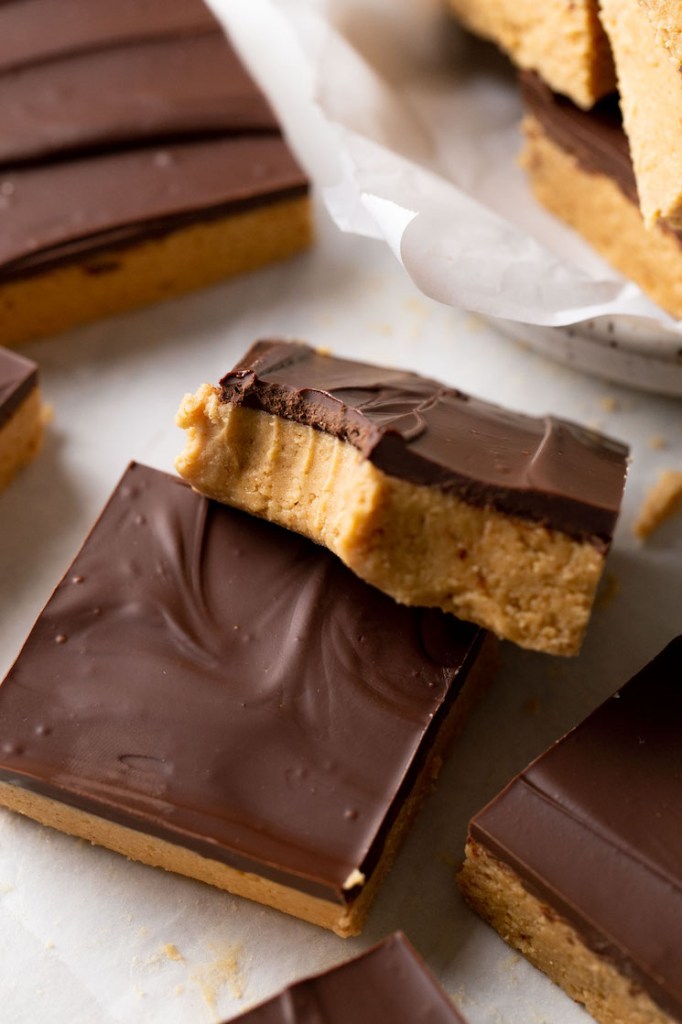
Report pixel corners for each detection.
[449,0,682,319]
[176,340,628,656]
[446,0,615,109]
[0,0,311,346]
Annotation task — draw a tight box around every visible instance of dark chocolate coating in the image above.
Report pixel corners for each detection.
[0,139,307,279]
[0,464,484,904]
[0,346,38,428]
[0,0,308,282]
[220,340,629,544]
[231,933,467,1023]
[471,637,682,1018]
[0,0,218,74]
[520,72,638,205]
[0,33,278,165]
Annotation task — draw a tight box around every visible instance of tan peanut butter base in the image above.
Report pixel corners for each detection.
[521,116,682,319]
[0,197,311,348]
[600,0,682,228]
[640,0,682,64]
[446,0,614,109]
[0,386,43,491]
[176,388,605,656]
[459,840,674,1024]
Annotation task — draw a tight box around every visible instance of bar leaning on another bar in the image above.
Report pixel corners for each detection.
[0,347,43,491]
[0,463,491,937]
[224,932,469,1023]
[446,0,615,109]
[460,637,682,1024]
[176,340,629,656]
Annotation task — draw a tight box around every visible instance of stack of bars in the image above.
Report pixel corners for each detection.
[0,340,629,940]
[0,0,312,346]
[447,0,682,320]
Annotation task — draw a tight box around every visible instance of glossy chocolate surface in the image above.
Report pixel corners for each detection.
[0,0,217,74]
[0,346,38,428]
[0,0,307,281]
[220,340,629,543]
[471,637,682,1017]
[0,464,484,904]
[520,72,638,205]
[0,140,307,279]
[232,933,467,1023]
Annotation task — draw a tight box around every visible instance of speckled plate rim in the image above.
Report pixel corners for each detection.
[493,315,682,397]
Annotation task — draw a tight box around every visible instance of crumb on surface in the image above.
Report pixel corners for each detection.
[634,471,682,539]
[190,942,245,1012]
[598,396,618,412]
[648,434,667,450]
[162,943,183,962]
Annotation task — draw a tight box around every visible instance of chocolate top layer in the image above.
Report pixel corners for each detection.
[0,139,307,279]
[0,346,38,428]
[0,0,217,74]
[0,464,484,904]
[471,637,682,1018]
[0,0,308,282]
[233,934,467,1023]
[520,72,637,205]
[0,33,277,165]
[220,341,629,543]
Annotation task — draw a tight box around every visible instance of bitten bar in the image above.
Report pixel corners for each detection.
[176,340,628,656]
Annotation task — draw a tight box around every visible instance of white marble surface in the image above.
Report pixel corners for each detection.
[0,5,681,1022]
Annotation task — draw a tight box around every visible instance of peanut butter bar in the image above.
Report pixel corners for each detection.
[176,340,629,656]
[0,347,42,491]
[521,72,682,319]
[228,933,469,1023]
[0,0,311,346]
[600,0,682,228]
[0,463,491,936]
[446,0,615,109]
[460,636,682,1024]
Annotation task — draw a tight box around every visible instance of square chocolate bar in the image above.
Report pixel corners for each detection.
[0,463,490,936]
[461,637,682,1024]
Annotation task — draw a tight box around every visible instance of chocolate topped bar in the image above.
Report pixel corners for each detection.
[0,346,38,427]
[230,933,468,1023]
[468,637,682,1018]
[221,340,629,545]
[0,0,308,285]
[520,71,637,205]
[1,139,306,281]
[0,464,485,918]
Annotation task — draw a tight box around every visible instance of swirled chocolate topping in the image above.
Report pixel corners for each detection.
[0,0,308,281]
[220,341,629,544]
[0,464,485,904]
[520,71,638,205]
[470,637,682,1019]
[0,347,38,428]
[234,933,467,1023]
